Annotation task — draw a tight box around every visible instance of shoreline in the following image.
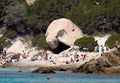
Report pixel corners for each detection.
[0,46,120,75]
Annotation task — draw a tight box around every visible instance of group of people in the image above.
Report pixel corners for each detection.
[30,48,88,64]
[0,49,28,63]
[64,48,88,64]
[31,48,53,61]
[0,43,112,65]
[95,45,110,54]
[0,48,53,64]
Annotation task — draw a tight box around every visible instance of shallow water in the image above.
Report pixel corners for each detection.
[0,68,120,83]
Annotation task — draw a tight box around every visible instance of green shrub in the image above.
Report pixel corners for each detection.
[0,36,12,49]
[74,36,97,51]
[32,34,48,49]
[105,34,120,48]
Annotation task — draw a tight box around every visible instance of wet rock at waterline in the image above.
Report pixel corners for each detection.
[31,67,55,74]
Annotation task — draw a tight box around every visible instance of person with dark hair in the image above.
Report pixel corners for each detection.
[2,50,6,59]
[72,49,79,62]
[70,57,74,63]
[96,45,99,52]
[105,45,109,52]
[40,48,48,60]
[20,50,27,59]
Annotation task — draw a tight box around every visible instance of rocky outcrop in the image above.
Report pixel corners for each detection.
[45,18,83,49]
[73,48,120,74]
[102,66,120,74]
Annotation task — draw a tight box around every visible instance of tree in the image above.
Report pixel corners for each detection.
[74,36,97,51]
[1,0,120,39]
[0,36,11,49]
[105,34,120,48]
[32,34,48,49]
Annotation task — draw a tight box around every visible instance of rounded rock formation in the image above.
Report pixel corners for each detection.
[45,18,83,49]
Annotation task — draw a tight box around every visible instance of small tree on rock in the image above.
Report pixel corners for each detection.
[74,36,97,51]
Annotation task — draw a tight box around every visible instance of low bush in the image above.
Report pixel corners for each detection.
[105,34,120,48]
[0,36,12,49]
[32,34,48,49]
[74,36,97,51]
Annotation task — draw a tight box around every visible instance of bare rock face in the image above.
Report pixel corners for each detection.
[45,18,83,49]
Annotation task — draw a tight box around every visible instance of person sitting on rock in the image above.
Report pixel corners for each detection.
[31,55,38,61]
[21,50,27,59]
[83,54,87,60]
[95,45,99,52]
[40,48,48,60]
[70,57,74,63]
[65,60,69,64]
[105,45,110,52]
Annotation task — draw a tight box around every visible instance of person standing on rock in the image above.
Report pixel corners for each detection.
[72,49,79,62]
[95,45,99,52]
[101,45,105,53]
[21,50,27,59]
[105,45,110,52]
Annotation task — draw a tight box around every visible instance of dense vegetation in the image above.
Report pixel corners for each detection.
[74,36,97,51]
[32,34,48,49]
[0,0,120,38]
[25,0,120,35]
[0,0,120,48]
[0,36,11,49]
[105,34,120,48]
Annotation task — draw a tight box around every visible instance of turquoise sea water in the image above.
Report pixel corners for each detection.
[0,68,120,83]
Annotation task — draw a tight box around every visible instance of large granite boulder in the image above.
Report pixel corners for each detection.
[45,18,83,49]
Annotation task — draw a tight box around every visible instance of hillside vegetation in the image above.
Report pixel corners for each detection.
[0,0,120,38]
[0,0,120,49]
